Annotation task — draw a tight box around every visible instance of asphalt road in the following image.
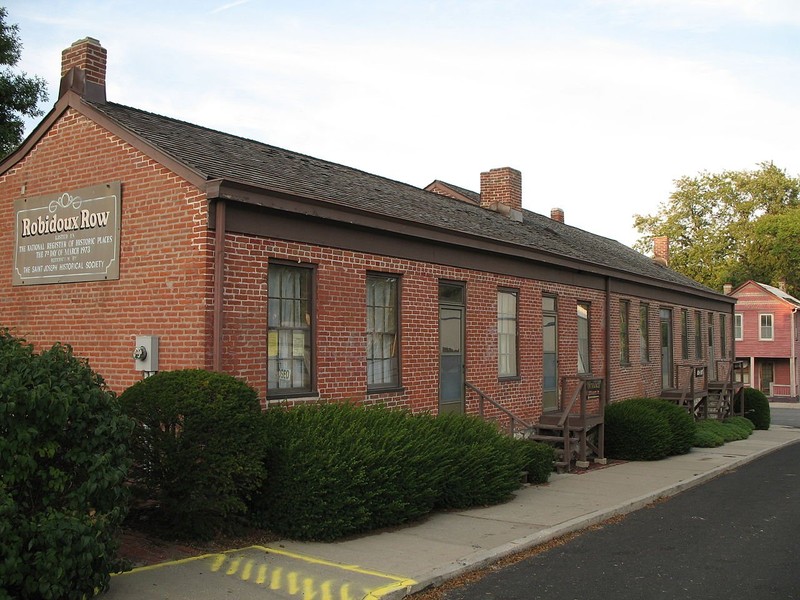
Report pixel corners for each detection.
[438,442,800,600]
[771,406,800,427]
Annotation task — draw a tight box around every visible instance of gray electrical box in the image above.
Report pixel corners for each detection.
[133,335,159,372]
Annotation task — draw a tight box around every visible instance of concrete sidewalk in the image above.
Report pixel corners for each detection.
[105,425,800,600]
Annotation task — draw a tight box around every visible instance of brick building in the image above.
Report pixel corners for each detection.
[0,38,736,423]
[728,280,800,399]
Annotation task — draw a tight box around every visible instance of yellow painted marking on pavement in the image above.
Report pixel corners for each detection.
[226,557,241,576]
[270,566,283,590]
[241,559,253,581]
[288,571,299,595]
[209,554,226,572]
[256,563,268,584]
[340,583,351,600]
[112,544,418,599]
[303,577,317,599]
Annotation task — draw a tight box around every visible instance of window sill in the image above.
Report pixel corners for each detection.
[266,391,319,405]
[499,376,521,383]
[367,386,406,396]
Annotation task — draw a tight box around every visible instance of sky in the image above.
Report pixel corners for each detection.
[5,0,800,247]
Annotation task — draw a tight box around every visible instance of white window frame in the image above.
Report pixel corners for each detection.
[734,313,743,341]
[759,313,774,341]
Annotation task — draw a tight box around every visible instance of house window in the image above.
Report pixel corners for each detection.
[620,300,630,364]
[734,313,743,341]
[695,311,703,359]
[497,289,518,378]
[720,314,727,358]
[681,309,689,359]
[760,314,774,341]
[577,302,590,374]
[268,263,313,394]
[640,303,650,363]
[367,274,400,389]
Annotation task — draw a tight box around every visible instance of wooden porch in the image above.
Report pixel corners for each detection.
[660,360,745,420]
[467,375,607,473]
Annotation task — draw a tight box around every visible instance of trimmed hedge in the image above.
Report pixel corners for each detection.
[256,404,549,541]
[734,388,770,430]
[119,369,268,539]
[605,399,673,461]
[629,398,696,455]
[693,416,755,448]
[0,331,132,600]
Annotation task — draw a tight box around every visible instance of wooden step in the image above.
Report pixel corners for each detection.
[528,434,580,444]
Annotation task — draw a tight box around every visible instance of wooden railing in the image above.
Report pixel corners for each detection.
[465,382,532,436]
[557,375,605,425]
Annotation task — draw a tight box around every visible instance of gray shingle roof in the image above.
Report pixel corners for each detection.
[89,100,721,297]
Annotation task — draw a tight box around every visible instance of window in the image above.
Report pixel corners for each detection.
[734,313,743,341]
[720,314,727,358]
[760,314,774,341]
[268,263,312,394]
[695,311,703,359]
[640,303,650,362]
[620,300,630,364]
[577,302,590,374]
[681,309,689,359]
[367,274,399,389]
[497,289,518,378]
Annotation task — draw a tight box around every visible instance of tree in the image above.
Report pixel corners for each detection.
[633,162,800,292]
[0,7,48,159]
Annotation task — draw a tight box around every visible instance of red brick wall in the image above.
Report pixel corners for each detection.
[0,108,212,391]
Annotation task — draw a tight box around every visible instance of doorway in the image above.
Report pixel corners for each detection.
[760,362,774,395]
[439,283,465,414]
[542,296,558,412]
[660,309,673,389]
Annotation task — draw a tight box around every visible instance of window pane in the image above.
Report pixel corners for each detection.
[620,300,629,363]
[498,290,518,377]
[578,303,590,374]
[640,304,649,362]
[268,264,312,393]
[367,275,399,388]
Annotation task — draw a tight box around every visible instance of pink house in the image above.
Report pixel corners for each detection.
[729,280,800,399]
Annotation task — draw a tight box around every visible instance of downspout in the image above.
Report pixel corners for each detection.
[792,308,798,399]
[213,198,226,372]
[605,276,612,407]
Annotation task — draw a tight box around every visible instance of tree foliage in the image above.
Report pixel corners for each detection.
[633,162,800,294]
[0,7,48,159]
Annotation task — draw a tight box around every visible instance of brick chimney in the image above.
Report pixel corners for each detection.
[653,235,670,267]
[550,207,564,223]
[480,167,523,222]
[723,283,733,295]
[58,37,107,103]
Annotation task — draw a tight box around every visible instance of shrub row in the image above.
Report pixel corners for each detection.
[693,416,755,448]
[256,404,552,541]
[120,370,553,542]
[605,398,696,461]
[0,331,132,600]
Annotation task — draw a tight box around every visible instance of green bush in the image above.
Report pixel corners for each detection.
[516,439,556,484]
[723,415,755,439]
[734,388,770,430]
[0,330,132,600]
[627,398,696,455]
[693,422,725,447]
[605,400,672,461]
[119,369,268,540]
[725,415,755,435]
[695,418,749,444]
[257,404,532,541]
